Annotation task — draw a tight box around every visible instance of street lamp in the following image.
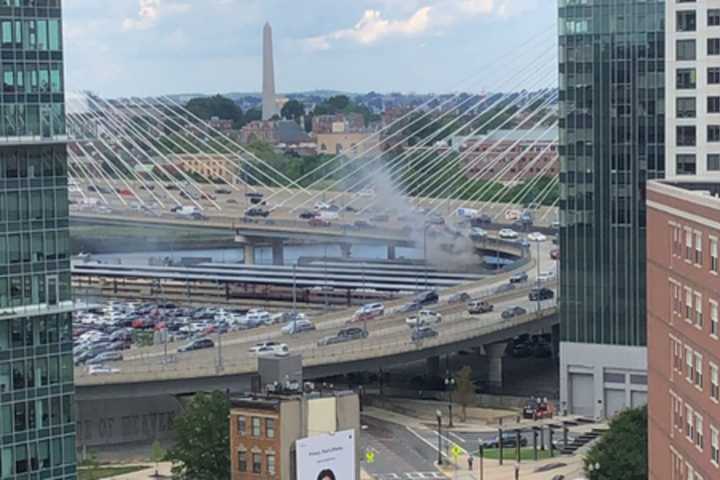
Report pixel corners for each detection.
[445,373,456,428]
[436,410,443,466]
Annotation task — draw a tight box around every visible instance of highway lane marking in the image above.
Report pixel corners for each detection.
[405,425,449,459]
[448,431,466,443]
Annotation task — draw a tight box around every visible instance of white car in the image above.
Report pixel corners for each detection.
[527,232,547,242]
[88,365,120,375]
[241,310,272,328]
[538,271,556,282]
[498,228,519,239]
[249,341,284,353]
[281,318,316,335]
[254,344,289,357]
[352,303,385,321]
[406,310,443,328]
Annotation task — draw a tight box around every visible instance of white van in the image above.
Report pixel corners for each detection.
[456,207,479,218]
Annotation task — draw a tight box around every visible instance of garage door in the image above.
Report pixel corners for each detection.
[631,391,648,408]
[569,372,594,417]
[604,388,625,418]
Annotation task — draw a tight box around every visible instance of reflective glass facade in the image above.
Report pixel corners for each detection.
[558,0,665,346]
[0,1,75,479]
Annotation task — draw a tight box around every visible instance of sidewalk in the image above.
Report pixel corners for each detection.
[438,455,585,480]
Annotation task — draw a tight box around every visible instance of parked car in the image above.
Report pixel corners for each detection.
[281,318,316,335]
[481,432,528,448]
[529,287,555,301]
[308,217,331,227]
[299,210,317,219]
[411,326,438,342]
[470,214,492,226]
[509,272,529,284]
[448,292,471,304]
[538,271,556,282]
[246,192,264,204]
[245,207,270,217]
[498,228,519,239]
[215,188,232,195]
[414,290,439,306]
[501,306,528,320]
[352,303,385,322]
[318,327,368,346]
[522,397,554,419]
[468,300,494,314]
[527,232,547,242]
[406,310,442,328]
[469,228,488,241]
[178,337,215,352]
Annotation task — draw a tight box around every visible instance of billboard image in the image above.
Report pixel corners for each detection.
[296,429,356,480]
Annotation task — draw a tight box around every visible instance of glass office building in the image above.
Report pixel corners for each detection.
[558,0,664,417]
[0,1,76,478]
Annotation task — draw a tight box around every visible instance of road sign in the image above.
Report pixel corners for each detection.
[451,444,462,459]
[366,450,375,464]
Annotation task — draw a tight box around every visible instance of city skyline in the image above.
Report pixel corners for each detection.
[63,0,556,98]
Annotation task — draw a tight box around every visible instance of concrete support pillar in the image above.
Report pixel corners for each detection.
[426,356,440,378]
[340,243,352,259]
[271,239,284,266]
[551,323,560,360]
[387,244,397,260]
[244,244,255,265]
[485,342,508,390]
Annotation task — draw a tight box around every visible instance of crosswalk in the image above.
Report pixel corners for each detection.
[372,473,448,480]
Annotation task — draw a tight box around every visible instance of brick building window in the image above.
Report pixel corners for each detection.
[251,417,261,437]
[266,418,275,439]
[686,288,694,321]
[674,394,684,432]
[252,453,262,473]
[673,225,682,256]
[712,426,720,466]
[267,453,276,475]
[712,363,720,402]
[687,347,695,383]
[696,413,704,450]
[686,228,694,260]
[674,340,684,373]
[238,451,247,472]
[695,292,704,327]
[695,232,703,265]
[687,404,695,440]
[712,301,719,338]
[237,415,246,435]
[712,237,719,272]
[695,352,704,388]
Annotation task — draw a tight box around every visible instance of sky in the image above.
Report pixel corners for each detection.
[63,0,558,98]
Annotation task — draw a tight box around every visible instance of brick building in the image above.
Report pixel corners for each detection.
[648,180,720,480]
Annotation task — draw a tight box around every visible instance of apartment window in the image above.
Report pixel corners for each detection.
[251,417,261,437]
[266,418,275,439]
[696,352,704,388]
[695,232,703,264]
[678,10,697,32]
[710,9,720,27]
[712,301,719,337]
[712,426,719,466]
[686,288,694,321]
[252,453,262,474]
[687,404,695,439]
[711,363,719,401]
[710,125,720,142]
[678,126,697,146]
[709,154,720,171]
[696,292,704,327]
[710,97,720,114]
[712,238,720,273]
[711,38,720,56]
[678,39,697,60]
[696,413,704,449]
[267,453,276,476]
[678,68,697,89]
[237,415,246,435]
[677,154,697,175]
[238,451,247,472]
[687,228,694,260]
[677,97,697,118]
[687,346,695,382]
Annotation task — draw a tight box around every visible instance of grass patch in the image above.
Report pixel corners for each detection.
[480,448,554,461]
[78,466,148,480]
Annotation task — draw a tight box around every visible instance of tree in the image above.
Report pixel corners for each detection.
[281,99,305,124]
[185,95,244,128]
[166,391,230,480]
[454,366,474,422]
[150,440,165,478]
[584,406,647,480]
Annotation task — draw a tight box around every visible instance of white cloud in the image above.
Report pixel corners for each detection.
[304,0,535,50]
[122,0,191,31]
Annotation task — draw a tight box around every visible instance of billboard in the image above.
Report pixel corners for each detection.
[296,429,356,480]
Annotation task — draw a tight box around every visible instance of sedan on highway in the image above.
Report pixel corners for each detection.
[468,300,493,314]
[178,337,215,352]
[509,272,529,284]
[448,292,472,304]
[501,306,528,320]
[254,344,289,358]
[411,326,438,342]
[318,327,368,346]
[308,217,331,227]
[529,287,555,301]
[397,302,423,314]
[469,228,488,241]
[498,228,519,239]
[527,232,547,242]
[406,310,442,328]
[281,318,316,335]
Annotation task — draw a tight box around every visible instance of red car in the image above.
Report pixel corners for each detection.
[309,218,330,227]
[118,188,133,197]
[550,248,560,260]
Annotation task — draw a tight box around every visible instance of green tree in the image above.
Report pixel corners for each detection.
[454,366,474,422]
[584,406,647,480]
[281,99,305,123]
[186,95,244,128]
[150,440,165,478]
[166,391,230,480]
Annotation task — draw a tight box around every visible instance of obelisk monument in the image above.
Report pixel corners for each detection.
[262,22,278,121]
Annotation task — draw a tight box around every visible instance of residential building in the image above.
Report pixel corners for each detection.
[647,180,720,480]
[0,2,77,479]
[229,391,359,480]
[240,120,311,148]
[171,153,241,185]
[667,1,720,178]
[557,0,664,418]
[312,113,365,134]
[315,132,372,156]
[451,128,559,182]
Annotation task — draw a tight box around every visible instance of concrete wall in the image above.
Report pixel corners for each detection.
[77,395,183,448]
[559,342,648,419]
[280,400,301,480]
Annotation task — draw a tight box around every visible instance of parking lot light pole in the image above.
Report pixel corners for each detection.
[478,444,484,480]
[436,410,443,466]
[445,374,456,428]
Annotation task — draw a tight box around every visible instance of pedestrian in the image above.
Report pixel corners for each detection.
[468,456,474,471]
